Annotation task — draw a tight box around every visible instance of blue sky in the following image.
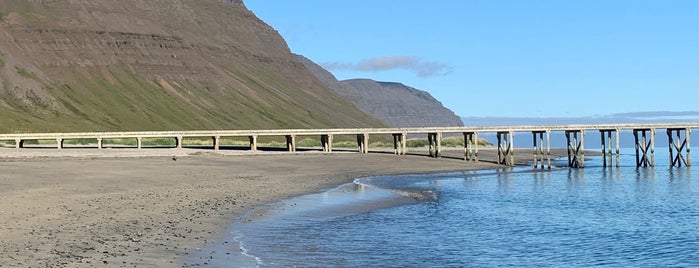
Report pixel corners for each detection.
[245,1,699,119]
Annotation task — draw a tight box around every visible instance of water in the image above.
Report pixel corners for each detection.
[192,149,699,267]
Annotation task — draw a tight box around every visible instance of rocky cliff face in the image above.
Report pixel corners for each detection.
[296,54,463,128]
[0,0,384,132]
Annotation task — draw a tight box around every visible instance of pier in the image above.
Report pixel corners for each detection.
[0,123,696,168]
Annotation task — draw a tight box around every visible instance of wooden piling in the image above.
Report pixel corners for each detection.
[532,131,548,169]
[464,132,479,162]
[356,133,369,154]
[633,129,654,167]
[565,130,585,168]
[321,134,333,152]
[249,135,258,152]
[668,128,690,167]
[213,136,220,151]
[393,133,405,155]
[496,131,514,166]
[286,135,296,152]
[176,136,183,149]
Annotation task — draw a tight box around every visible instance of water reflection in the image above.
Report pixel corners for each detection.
[532,171,551,193]
[497,167,514,192]
[566,168,586,195]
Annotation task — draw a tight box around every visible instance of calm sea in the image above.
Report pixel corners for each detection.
[190,148,699,267]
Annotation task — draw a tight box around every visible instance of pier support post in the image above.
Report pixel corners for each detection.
[565,130,585,168]
[357,133,369,154]
[213,136,220,151]
[428,132,442,158]
[633,129,655,168]
[137,137,142,149]
[15,139,23,149]
[668,128,691,167]
[176,136,183,149]
[249,135,258,152]
[464,132,479,162]
[286,135,296,152]
[321,134,333,152]
[600,129,621,168]
[497,131,514,166]
[97,138,103,149]
[56,138,63,149]
[532,130,550,170]
[393,133,406,155]
[356,133,369,154]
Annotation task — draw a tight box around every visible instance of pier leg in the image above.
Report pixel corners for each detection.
[321,135,332,152]
[687,128,691,167]
[56,138,63,149]
[634,130,641,167]
[615,130,621,168]
[137,137,142,149]
[566,130,585,168]
[176,136,183,149]
[436,132,442,158]
[213,136,220,151]
[393,133,406,155]
[464,132,479,162]
[393,134,400,155]
[428,133,442,158]
[97,138,103,149]
[286,135,296,152]
[532,131,547,169]
[497,131,514,166]
[509,131,514,166]
[601,131,607,167]
[546,130,551,170]
[599,129,617,168]
[356,134,368,154]
[428,133,435,157]
[15,139,23,149]
[633,129,654,168]
[403,133,408,155]
[249,135,258,152]
[668,128,690,167]
[327,134,334,152]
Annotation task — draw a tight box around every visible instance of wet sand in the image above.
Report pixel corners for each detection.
[0,148,569,267]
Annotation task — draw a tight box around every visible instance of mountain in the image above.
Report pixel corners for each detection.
[296,54,463,128]
[0,0,384,132]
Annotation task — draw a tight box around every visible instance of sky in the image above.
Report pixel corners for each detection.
[244,1,699,120]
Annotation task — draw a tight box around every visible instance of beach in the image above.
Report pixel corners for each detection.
[0,148,564,267]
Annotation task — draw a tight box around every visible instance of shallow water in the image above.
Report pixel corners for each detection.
[192,149,699,267]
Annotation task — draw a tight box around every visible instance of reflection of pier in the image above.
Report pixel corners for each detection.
[0,123,695,168]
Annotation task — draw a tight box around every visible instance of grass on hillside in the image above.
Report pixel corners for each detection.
[0,65,384,133]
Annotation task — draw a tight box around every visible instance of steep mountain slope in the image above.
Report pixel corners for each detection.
[296,54,463,127]
[0,0,384,132]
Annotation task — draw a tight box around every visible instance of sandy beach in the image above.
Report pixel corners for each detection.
[0,148,567,267]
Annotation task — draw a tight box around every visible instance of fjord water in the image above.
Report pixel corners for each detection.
[203,148,699,267]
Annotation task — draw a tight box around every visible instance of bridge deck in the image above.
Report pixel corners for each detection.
[0,123,696,169]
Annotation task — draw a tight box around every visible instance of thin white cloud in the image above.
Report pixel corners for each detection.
[321,56,451,77]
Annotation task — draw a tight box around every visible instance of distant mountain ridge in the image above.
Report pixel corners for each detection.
[296,54,463,128]
[0,0,385,132]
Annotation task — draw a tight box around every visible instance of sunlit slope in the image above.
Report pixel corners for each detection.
[0,0,384,132]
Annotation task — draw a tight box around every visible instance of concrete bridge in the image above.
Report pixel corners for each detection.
[0,123,696,169]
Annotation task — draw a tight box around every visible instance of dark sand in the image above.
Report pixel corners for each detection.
[0,147,571,267]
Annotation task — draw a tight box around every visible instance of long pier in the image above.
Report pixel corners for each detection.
[0,123,696,168]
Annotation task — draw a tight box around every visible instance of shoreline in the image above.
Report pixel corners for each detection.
[0,148,572,267]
